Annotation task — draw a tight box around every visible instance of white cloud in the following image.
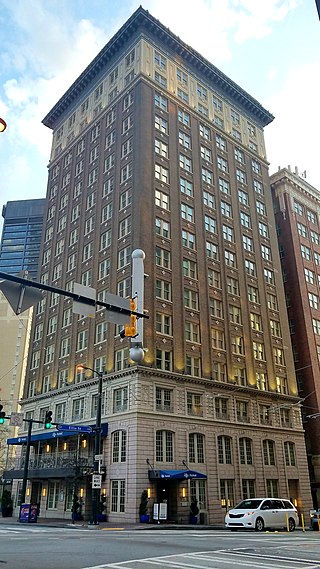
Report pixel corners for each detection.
[232,0,299,43]
[265,59,320,189]
[142,0,299,62]
[1,1,110,160]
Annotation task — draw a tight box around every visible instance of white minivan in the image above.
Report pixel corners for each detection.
[225,498,299,532]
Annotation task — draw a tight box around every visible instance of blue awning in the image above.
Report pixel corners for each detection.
[7,423,108,445]
[148,469,207,480]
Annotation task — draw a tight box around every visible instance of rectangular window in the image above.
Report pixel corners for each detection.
[155,163,169,183]
[181,203,194,222]
[197,125,210,143]
[178,109,190,126]
[179,131,191,149]
[111,480,125,513]
[179,154,192,173]
[217,156,228,172]
[156,312,172,336]
[203,191,215,209]
[118,247,131,269]
[182,229,195,249]
[202,167,214,185]
[155,138,168,157]
[156,279,171,301]
[219,177,230,195]
[187,393,203,416]
[155,92,167,111]
[185,321,200,343]
[113,387,128,412]
[155,190,169,210]
[184,289,199,310]
[212,329,225,350]
[122,115,133,134]
[236,168,247,184]
[206,241,218,260]
[72,398,84,421]
[200,145,212,162]
[222,225,234,241]
[293,201,304,215]
[180,177,193,197]
[156,349,172,371]
[156,387,173,412]
[155,115,168,133]
[155,247,170,269]
[216,135,226,151]
[183,259,197,279]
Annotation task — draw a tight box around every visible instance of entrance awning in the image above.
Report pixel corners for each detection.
[148,469,207,480]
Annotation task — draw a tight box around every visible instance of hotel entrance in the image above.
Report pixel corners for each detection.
[148,468,207,524]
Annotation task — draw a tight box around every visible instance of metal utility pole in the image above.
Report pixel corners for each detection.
[77,365,102,525]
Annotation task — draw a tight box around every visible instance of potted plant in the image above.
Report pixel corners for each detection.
[97,494,107,522]
[139,490,149,523]
[190,499,199,524]
[1,489,13,518]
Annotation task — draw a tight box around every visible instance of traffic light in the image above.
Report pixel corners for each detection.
[44,410,53,429]
[0,404,5,425]
[119,298,137,338]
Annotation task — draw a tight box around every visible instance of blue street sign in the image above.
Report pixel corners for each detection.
[56,424,93,433]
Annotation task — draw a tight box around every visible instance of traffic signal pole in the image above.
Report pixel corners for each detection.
[20,419,33,507]
[92,371,103,525]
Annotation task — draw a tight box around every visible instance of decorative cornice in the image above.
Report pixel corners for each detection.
[42,6,273,129]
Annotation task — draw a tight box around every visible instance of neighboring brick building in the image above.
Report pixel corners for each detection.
[4,8,312,523]
[271,166,320,509]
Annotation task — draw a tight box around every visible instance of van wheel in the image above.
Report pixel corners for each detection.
[288,518,296,532]
[255,517,264,532]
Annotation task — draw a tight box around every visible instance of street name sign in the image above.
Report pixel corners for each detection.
[56,424,92,433]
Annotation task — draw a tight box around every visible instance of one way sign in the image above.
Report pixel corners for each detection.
[92,474,102,489]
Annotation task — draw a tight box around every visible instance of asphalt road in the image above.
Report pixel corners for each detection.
[0,525,319,569]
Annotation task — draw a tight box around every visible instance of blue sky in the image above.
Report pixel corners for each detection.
[0,0,319,227]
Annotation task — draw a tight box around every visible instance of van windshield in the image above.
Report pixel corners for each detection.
[234,499,263,510]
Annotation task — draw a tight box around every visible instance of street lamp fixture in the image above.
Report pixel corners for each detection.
[76,364,103,525]
[0,118,7,132]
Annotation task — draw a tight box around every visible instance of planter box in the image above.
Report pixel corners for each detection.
[139,514,150,523]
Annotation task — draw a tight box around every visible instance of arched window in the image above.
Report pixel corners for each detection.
[263,439,276,465]
[156,430,173,462]
[239,437,253,465]
[112,430,127,463]
[218,435,232,464]
[189,433,205,463]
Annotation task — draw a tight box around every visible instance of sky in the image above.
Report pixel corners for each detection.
[0,0,319,227]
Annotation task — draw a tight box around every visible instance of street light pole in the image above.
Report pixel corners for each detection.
[76,365,103,525]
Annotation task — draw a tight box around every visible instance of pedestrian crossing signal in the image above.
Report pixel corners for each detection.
[119,298,138,338]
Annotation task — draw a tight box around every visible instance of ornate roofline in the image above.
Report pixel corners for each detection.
[42,6,274,129]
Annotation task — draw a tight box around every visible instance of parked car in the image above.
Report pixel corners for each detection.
[310,510,320,530]
[225,498,299,532]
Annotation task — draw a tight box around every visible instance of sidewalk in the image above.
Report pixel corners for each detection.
[0,514,223,531]
[0,515,313,532]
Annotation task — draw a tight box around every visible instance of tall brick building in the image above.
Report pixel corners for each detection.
[271,167,320,509]
[5,8,312,523]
